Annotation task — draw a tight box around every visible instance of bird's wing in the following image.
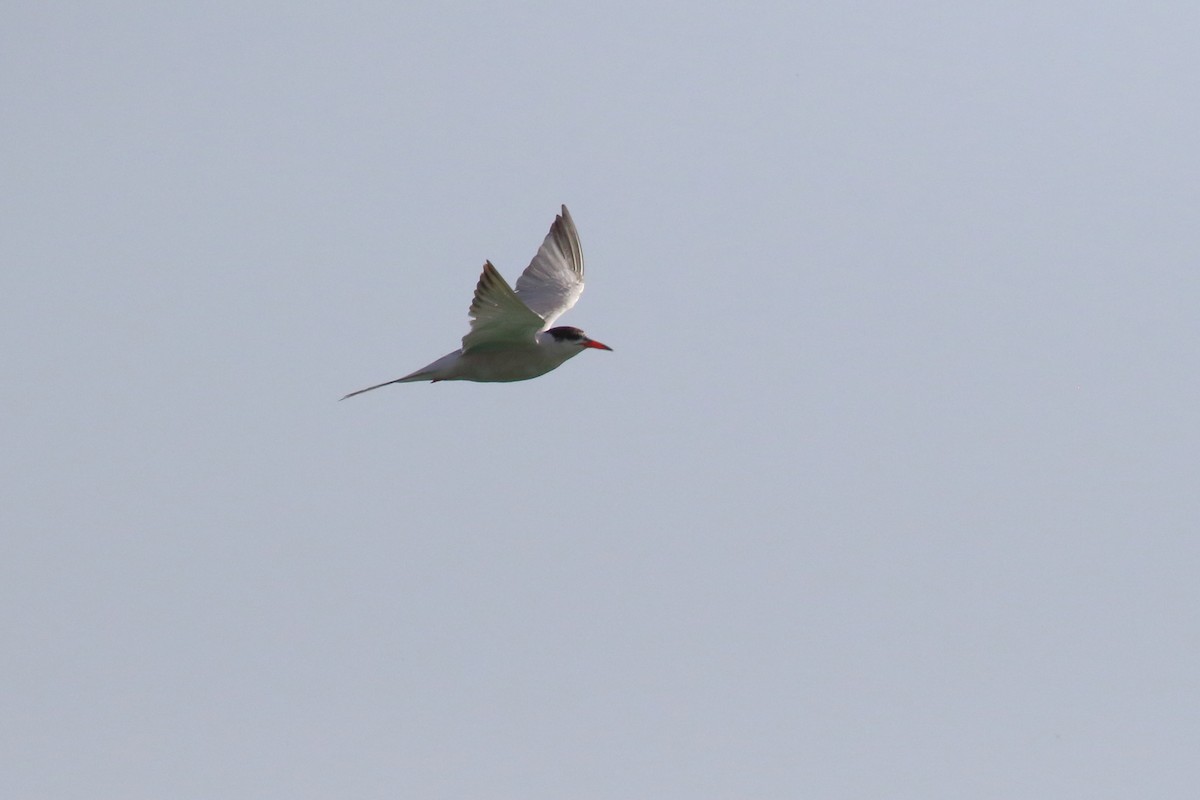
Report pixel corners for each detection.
[513,205,585,328]
[461,261,546,352]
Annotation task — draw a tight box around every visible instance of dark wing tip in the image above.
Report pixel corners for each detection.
[549,207,583,277]
[469,261,499,315]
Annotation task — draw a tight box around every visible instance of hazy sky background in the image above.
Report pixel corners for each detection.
[3,3,1198,798]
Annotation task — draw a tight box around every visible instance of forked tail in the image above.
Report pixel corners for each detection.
[340,372,435,400]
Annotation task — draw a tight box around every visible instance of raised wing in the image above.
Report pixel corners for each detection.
[461,261,546,352]
[514,205,585,328]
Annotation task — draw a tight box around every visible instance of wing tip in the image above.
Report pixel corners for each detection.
[557,205,574,232]
[470,261,498,310]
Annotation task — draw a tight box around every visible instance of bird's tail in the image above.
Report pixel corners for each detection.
[340,372,436,400]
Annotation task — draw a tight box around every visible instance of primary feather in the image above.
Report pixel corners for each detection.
[513,205,585,327]
[461,261,545,352]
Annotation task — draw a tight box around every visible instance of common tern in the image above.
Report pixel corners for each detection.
[342,205,610,399]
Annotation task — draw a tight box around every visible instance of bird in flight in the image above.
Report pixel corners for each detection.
[342,205,610,399]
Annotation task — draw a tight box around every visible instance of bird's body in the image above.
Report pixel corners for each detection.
[352,328,599,387]
[342,206,609,399]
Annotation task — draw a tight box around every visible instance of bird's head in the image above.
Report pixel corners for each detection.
[543,325,613,353]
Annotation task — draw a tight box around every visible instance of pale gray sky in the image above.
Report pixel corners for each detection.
[3,2,1199,798]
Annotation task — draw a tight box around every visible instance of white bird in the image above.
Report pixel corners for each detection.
[342,205,611,399]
